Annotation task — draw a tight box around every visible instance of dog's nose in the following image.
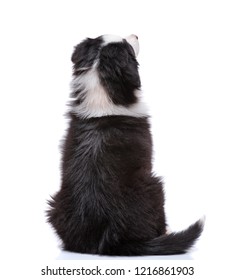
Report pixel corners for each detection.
[125,34,140,57]
[130,34,138,40]
[126,34,139,42]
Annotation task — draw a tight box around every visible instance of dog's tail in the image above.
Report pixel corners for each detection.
[108,218,204,256]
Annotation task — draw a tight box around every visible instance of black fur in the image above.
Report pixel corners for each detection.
[71,37,103,71]
[98,41,140,105]
[47,35,203,255]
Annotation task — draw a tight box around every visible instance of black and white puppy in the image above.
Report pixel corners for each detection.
[47,34,204,255]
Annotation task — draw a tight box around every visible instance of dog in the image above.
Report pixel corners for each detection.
[47,34,204,255]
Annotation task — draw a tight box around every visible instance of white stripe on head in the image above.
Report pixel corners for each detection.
[102,34,123,45]
[102,34,140,57]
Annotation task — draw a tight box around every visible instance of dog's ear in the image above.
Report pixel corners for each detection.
[71,38,92,65]
[71,38,102,68]
[71,45,80,64]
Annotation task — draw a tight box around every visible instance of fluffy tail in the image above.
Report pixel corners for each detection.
[108,218,204,256]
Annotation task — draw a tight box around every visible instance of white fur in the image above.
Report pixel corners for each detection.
[199,215,206,227]
[70,66,148,119]
[166,226,172,235]
[102,34,123,45]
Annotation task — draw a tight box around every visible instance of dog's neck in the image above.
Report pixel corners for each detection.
[70,68,148,119]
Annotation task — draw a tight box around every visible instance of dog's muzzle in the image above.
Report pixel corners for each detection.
[125,34,139,57]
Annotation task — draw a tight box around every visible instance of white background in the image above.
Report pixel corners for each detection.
[0,0,234,278]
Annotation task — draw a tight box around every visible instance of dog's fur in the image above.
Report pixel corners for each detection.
[47,34,204,255]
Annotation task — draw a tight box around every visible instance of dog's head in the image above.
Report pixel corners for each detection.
[70,34,146,118]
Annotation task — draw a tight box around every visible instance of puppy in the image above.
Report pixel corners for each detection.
[47,34,203,255]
